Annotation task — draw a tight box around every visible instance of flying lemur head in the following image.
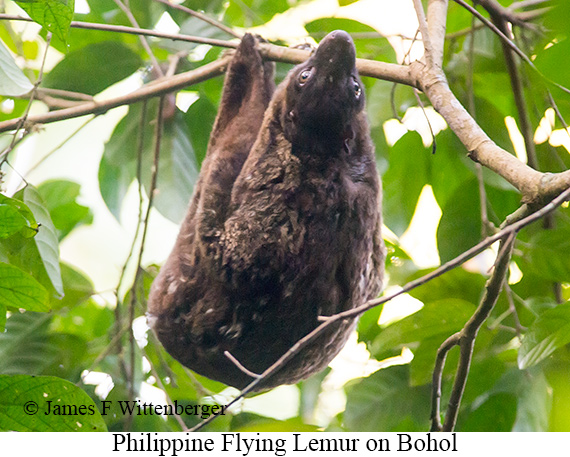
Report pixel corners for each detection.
[282,30,365,143]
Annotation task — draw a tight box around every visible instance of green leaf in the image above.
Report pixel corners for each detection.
[14,186,63,297]
[184,95,217,166]
[436,178,481,263]
[407,267,486,305]
[14,0,75,46]
[544,0,570,38]
[522,225,570,283]
[512,370,551,432]
[0,304,5,332]
[98,146,134,220]
[429,129,474,209]
[472,97,514,155]
[144,333,227,404]
[0,193,39,238]
[369,299,476,359]
[224,0,289,27]
[231,413,319,432]
[53,262,94,310]
[534,39,570,90]
[37,180,93,240]
[298,367,330,422]
[383,239,417,287]
[518,302,570,369]
[473,72,514,118]
[545,362,570,431]
[343,365,431,431]
[0,374,107,431]
[456,353,506,406]
[357,304,383,348]
[144,112,199,223]
[50,294,112,340]
[458,393,517,432]
[0,38,33,96]
[0,262,50,312]
[445,1,475,35]
[382,132,431,236]
[100,101,199,223]
[0,96,28,122]
[0,311,88,379]
[43,41,142,96]
[0,205,27,238]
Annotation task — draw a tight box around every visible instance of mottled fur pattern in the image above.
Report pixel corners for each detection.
[148,31,385,390]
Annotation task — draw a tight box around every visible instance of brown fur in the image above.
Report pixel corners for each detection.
[147,31,385,390]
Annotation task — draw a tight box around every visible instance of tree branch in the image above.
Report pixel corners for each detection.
[0,44,415,134]
[427,0,449,68]
[442,236,514,431]
[0,56,232,132]
[430,332,460,431]
[411,59,570,202]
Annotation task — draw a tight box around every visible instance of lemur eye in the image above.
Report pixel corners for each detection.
[353,79,362,99]
[298,68,314,85]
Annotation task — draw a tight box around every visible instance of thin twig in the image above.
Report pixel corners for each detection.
[481,0,539,169]
[36,87,94,101]
[547,91,570,143]
[125,100,150,428]
[113,102,148,312]
[224,351,261,379]
[452,0,536,68]
[113,0,163,78]
[446,22,485,39]
[0,15,239,49]
[142,347,188,431]
[430,332,460,431]
[2,32,52,164]
[504,284,526,337]
[413,89,437,154]
[25,117,95,175]
[509,0,549,9]
[431,235,515,431]
[153,0,239,38]
[81,321,132,376]
[412,0,434,68]
[477,0,540,29]
[0,129,30,162]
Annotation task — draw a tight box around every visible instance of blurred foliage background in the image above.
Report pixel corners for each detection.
[0,0,569,432]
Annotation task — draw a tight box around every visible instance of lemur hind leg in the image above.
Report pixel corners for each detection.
[196,34,275,259]
[147,34,275,356]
